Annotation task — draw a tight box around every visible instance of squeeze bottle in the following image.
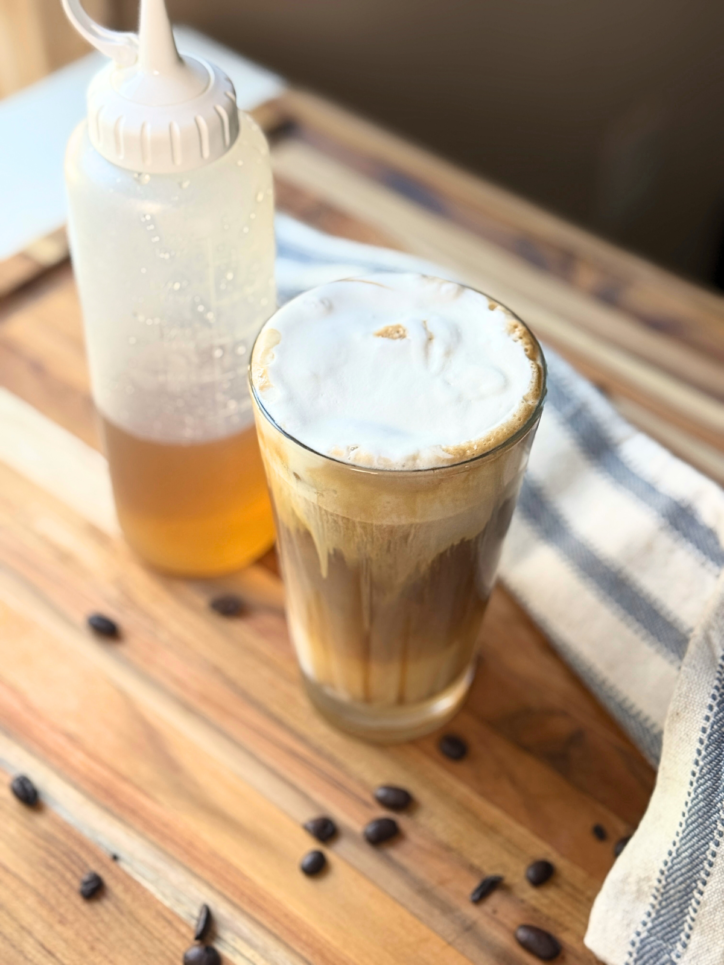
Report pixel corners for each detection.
[62,0,276,575]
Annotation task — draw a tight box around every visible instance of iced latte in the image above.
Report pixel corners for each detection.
[250,274,545,740]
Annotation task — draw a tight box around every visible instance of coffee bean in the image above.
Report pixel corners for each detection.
[87,613,119,638]
[300,850,327,876]
[183,947,221,965]
[10,774,39,807]
[303,816,337,843]
[515,925,562,961]
[470,874,503,903]
[592,823,607,841]
[614,835,632,857]
[364,817,399,845]
[79,871,104,900]
[194,903,212,942]
[526,860,555,887]
[374,786,413,811]
[438,734,468,760]
[209,594,244,617]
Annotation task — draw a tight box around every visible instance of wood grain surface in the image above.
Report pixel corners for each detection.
[277,92,724,484]
[2,87,721,965]
[0,776,190,964]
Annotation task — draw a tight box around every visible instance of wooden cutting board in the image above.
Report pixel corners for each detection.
[3,88,723,965]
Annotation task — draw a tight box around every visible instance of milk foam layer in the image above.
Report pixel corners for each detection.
[252,273,543,470]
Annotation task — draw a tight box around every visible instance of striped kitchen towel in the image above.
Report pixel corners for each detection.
[276,213,724,965]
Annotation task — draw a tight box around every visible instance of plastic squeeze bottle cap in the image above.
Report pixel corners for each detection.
[61,0,239,173]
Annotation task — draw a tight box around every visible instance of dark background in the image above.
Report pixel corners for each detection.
[5,0,723,289]
[135,0,724,291]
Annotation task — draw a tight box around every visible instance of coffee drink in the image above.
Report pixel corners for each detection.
[251,274,545,740]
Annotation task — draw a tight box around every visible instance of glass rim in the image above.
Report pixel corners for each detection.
[248,275,547,476]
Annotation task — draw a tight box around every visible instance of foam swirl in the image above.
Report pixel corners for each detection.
[252,273,543,470]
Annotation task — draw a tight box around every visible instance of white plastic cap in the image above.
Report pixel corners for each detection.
[61,0,240,173]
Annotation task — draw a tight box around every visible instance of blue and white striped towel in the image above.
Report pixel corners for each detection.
[276,213,724,965]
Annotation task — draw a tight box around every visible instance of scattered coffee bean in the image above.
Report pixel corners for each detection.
[614,835,632,857]
[438,734,468,761]
[79,871,104,900]
[374,786,413,811]
[300,850,327,876]
[515,924,562,961]
[10,774,39,807]
[592,823,608,841]
[194,903,212,942]
[87,613,119,638]
[110,853,119,862]
[303,816,337,843]
[526,860,555,887]
[183,946,221,965]
[364,817,400,845]
[470,874,503,903]
[209,594,244,617]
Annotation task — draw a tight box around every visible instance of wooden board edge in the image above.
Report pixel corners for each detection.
[281,89,724,327]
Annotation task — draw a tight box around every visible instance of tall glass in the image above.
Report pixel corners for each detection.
[250,293,545,742]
